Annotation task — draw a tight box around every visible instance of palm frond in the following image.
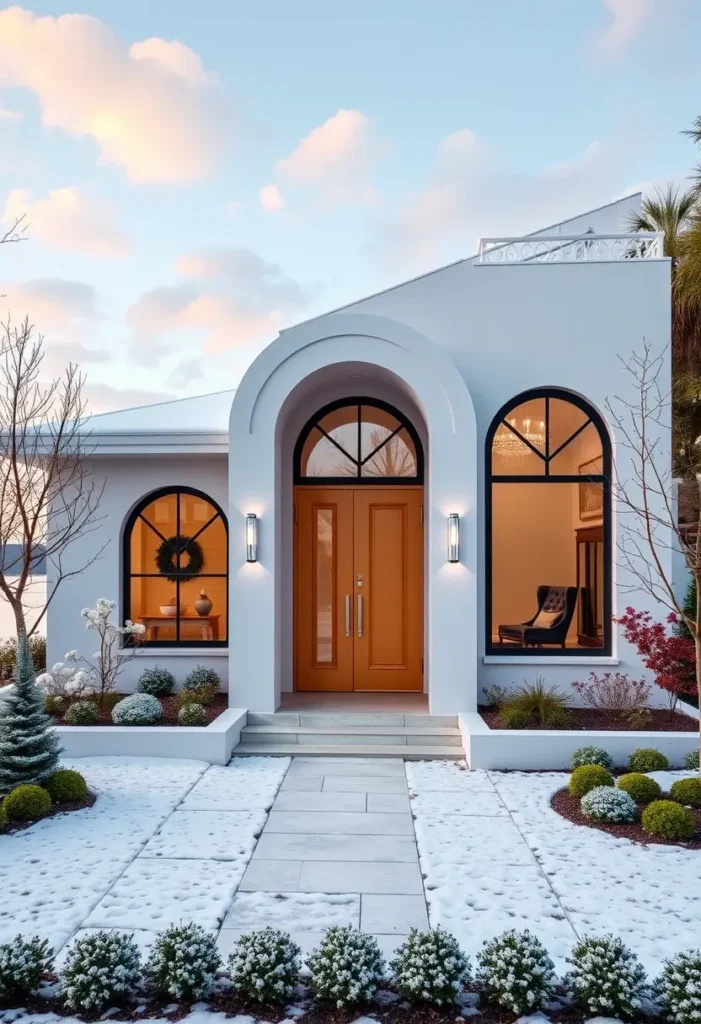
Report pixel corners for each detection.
[626,185,698,263]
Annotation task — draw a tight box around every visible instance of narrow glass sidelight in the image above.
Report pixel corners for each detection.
[315,508,334,663]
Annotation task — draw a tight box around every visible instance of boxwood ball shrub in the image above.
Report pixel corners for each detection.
[43,694,64,716]
[228,927,301,1004]
[175,684,216,710]
[112,693,163,725]
[3,784,51,822]
[571,745,614,771]
[184,665,221,691]
[569,764,615,798]
[308,926,385,1007]
[566,934,646,1018]
[391,926,471,1005]
[684,749,700,770]
[477,929,556,1014]
[669,776,701,808]
[64,700,97,725]
[628,747,669,772]
[178,702,207,726]
[144,922,221,1000]
[137,666,175,697]
[617,772,663,804]
[61,930,142,1011]
[0,935,54,1001]
[641,799,695,841]
[581,786,636,824]
[657,950,701,1024]
[45,768,87,804]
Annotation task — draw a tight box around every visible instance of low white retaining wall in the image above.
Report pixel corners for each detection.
[56,708,247,765]
[459,711,699,771]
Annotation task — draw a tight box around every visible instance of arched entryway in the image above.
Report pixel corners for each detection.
[293,398,424,692]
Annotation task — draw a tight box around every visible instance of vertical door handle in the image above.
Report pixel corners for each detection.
[344,595,351,638]
[357,594,363,638]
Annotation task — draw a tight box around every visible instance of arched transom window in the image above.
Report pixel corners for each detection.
[486,389,611,655]
[294,399,424,484]
[124,487,228,646]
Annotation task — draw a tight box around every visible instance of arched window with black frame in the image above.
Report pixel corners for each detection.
[124,487,228,646]
[486,388,611,655]
[293,398,423,483]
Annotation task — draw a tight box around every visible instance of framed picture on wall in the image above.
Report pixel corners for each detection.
[578,456,603,521]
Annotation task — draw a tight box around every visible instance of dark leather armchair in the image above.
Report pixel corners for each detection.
[498,585,578,648]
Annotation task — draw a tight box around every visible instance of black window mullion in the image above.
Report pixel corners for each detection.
[138,514,175,549]
[547,418,593,462]
[544,397,550,477]
[176,491,180,644]
[316,422,358,466]
[187,511,220,547]
[501,418,546,461]
[360,423,404,467]
[357,403,361,477]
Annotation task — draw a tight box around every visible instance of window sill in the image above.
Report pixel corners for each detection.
[118,648,229,658]
[483,655,619,666]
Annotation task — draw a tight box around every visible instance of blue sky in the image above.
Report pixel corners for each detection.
[0,0,698,411]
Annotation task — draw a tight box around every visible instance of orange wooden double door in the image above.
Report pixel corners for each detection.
[294,486,423,691]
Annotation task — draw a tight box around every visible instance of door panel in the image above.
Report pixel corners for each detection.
[295,489,354,690]
[353,489,423,691]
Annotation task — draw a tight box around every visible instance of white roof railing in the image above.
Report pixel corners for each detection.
[477,232,665,264]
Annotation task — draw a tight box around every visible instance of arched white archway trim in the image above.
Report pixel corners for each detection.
[228,312,478,714]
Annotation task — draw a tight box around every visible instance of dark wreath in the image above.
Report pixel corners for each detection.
[155,535,205,583]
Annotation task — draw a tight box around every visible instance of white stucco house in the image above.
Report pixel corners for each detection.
[45,193,674,748]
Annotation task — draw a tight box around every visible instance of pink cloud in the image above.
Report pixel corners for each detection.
[2,187,129,257]
[597,0,653,53]
[259,184,285,212]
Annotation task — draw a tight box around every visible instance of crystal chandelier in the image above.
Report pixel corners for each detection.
[494,416,546,462]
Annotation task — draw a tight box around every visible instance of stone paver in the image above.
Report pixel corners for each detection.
[220,756,428,957]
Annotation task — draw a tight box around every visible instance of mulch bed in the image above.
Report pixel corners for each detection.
[552,786,701,848]
[2,791,96,834]
[479,705,697,732]
[53,693,228,727]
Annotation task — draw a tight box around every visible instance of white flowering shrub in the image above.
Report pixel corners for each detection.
[684,750,700,770]
[61,930,141,1011]
[0,935,54,1001]
[581,786,636,824]
[308,926,384,1007]
[566,935,646,1017]
[476,929,556,1014]
[228,927,301,1004]
[112,693,163,725]
[571,745,614,771]
[657,950,701,1024]
[36,653,96,701]
[178,702,207,726]
[391,927,470,1005]
[144,923,221,1000]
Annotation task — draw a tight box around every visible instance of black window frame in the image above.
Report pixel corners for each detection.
[293,397,424,485]
[123,486,229,648]
[485,387,612,657]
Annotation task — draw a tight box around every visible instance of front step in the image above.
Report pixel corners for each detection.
[232,711,465,760]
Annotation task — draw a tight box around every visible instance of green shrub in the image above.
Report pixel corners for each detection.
[684,749,699,770]
[0,635,46,681]
[3,784,51,821]
[617,772,662,804]
[308,926,384,1007]
[641,799,695,840]
[0,802,6,830]
[112,693,163,725]
[629,747,669,772]
[477,929,556,1014]
[566,934,646,1018]
[670,777,701,809]
[391,927,471,1005]
[137,666,175,697]
[184,665,221,691]
[64,700,97,725]
[571,745,614,771]
[657,950,701,1024]
[175,683,216,709]
[45,769,87,804]
[43,694,65,716]
[178,702,207,726]
[144,923,221,1000]
[0,935,54,1001]
[228,928,301,1004]
[569,764,615,798]
[61,931,141,1011]
[498,677,571,729]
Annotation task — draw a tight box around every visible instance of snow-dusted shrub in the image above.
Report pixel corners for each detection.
[581,786,636,824]
[228,927,301,1004]
[476,929,556,1014]
[569,764,614,797]
[3,784,51,821]
[176,684,216,709]
[391,927,470,1005]
[617,772,662,804]
[137,666,175,697]
[64,700,97,725]
[566,934,646,1017]
[112,693,162,726]
[178,702,207,726]
[684,750,699,770]
[571,745,614,771]
[61,930,141,1011]
[670,777,701,809]
[308,926,384,1007]
[657,950,701,1024]
[642,800,695,840]
[45,768,87,803]
[0,935,54,1001]
[144,922,221,1000]
[184,665,221,691]
[629,747,669,772]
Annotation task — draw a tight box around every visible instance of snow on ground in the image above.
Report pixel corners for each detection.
[407,761,701,976]
[0,756,289,954]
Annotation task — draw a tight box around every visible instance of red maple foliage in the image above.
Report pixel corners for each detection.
[615,608,697,700]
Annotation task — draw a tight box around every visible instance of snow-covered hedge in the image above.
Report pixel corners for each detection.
[144,922,221,1000]
[112,693,163,726]
[571,745,614,771]
[228,927,301,1004]
[656,950,701,1024]
[476,929,556,1014]
[580,786,636,824]
[0,935,53,1001]
[567,934,646,1017]
[308,926,384,1007]
[391,926,470,1005]
[61,930,142,1011]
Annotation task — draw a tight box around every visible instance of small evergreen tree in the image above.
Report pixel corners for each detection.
[0,628,61,795]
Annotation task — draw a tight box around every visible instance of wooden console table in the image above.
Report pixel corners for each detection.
[139,615,221,642]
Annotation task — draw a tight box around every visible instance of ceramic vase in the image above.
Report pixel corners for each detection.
[194,588,213,616]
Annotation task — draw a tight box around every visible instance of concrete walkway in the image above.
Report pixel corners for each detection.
[219,757,429,960]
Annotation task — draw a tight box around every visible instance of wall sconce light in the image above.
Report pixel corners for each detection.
[245,513,258,562]
[447,513,460,563]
